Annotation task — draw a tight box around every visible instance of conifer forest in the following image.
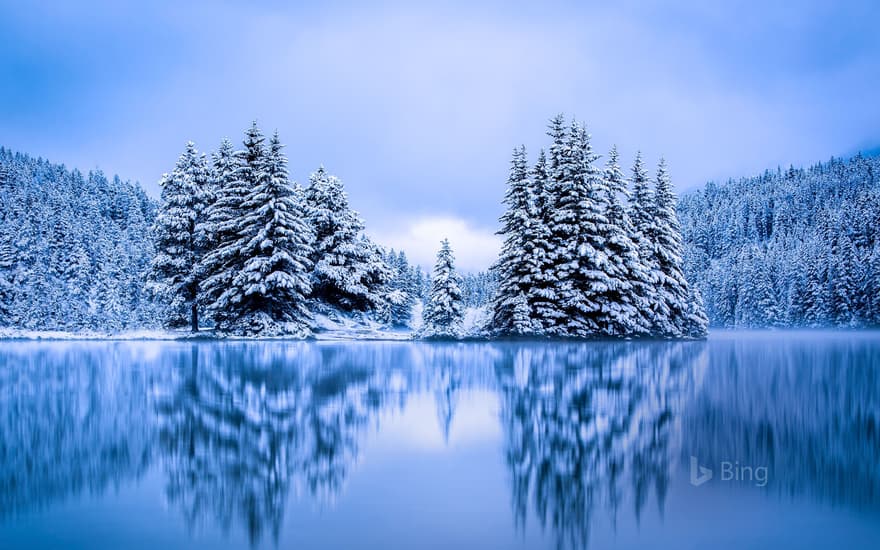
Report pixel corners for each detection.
[1,119,879,337]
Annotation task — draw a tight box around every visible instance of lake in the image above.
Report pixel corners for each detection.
[0,332,878,549]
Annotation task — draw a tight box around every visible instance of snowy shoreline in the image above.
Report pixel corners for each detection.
[0,327,717,342]
[0,328,410,342]
[5,325,877,342]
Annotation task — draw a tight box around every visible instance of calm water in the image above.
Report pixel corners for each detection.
[0,332,878,549]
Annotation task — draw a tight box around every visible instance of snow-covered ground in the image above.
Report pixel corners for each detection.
[0,328,201,341]
[0,306,489,341]
[312,312,412,341]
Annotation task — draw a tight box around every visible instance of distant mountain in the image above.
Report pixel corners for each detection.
[0,147,158,330]
[679,153,880,328]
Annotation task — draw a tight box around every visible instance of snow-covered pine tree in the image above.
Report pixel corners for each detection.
[0,237,14,326]
[601,146,650,335]
[304,166,390,311]
[868,243,880,326]
[525,148,555,334]
[218,131,314,335]
[384,250,417,327]
[149,141,212,331]
[420,239,464,339]
[540,115,581,335]
[652,158,704,336]
[832,233,860,326]
[490,145,536,335]
[684,285,710,336]
[567,122,612,336]
[196,137,246,329]
[509,291,533,335]
[628,152,665,334]
[199,123,271,332]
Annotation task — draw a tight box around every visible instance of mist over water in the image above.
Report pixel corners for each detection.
[1,333,878,549]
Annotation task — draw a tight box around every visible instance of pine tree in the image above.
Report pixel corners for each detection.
[509,291,532,335]
[628,152,665,334]
[197,137,248,329]
[652,158,696,336]
[601,146,650,335]
[684,285,709,337]
[199,123,271,331]
[384,250,417,327]
[832,234,860,326]
[490,145,535,335]
[567,122,611,336]
[149,141,212,331]
[540,115,580,335]
[421,239,464,339]
[304,166,390,311]
[0,238,15,326]
[219,131,314,335]
[525,148,555,334]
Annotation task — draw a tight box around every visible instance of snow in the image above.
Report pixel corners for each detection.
[0,328,195,341]
[312,311,411,341]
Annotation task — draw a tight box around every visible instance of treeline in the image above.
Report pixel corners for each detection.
[0,147,158,330]
[489,115,708,338]
[150,123,420,336]
[679,153,880,327]
[0,139,498,337]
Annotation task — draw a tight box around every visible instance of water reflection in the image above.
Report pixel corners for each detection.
[0,343,157,519]
[496,342,707,549]
[156,343,392,544]
[681,334,880,510]
[0,335,877,549]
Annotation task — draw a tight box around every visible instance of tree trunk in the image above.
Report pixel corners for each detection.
[191,302,198,333]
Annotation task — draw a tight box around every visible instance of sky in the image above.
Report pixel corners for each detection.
[1,0,879,271]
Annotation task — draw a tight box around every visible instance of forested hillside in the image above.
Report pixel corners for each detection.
[6,136,876,335]
[679,153,880,327]
[0,147,158,330]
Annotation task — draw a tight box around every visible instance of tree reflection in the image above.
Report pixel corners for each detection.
[155,343,409,545]
[496,341,708,549]
[3,337,877,549]
[0,343,157,520]
[681,334,880,510]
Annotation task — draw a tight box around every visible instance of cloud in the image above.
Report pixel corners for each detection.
[1,0,878,237]
[369,215,501,273]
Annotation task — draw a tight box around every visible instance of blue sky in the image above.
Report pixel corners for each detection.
[1,0,879,270]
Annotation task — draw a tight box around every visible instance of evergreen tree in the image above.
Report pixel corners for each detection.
[683,285,710,337]
[541,115,580,335]
[221,131,314,335]
[628,152,665,334]
[567,122,612,336]
[421,239,464,339]
[196,137,248,329]
[490,145,535,335]
[149,141,212,331]
[509,291,532,336]
[601,146,650,335]
[304,166,390,311]
[0,238,15,326]
[525,148,555,334]
[384,250,417,327]
[652,158,694,336]
[832,234,860,326]
[199,123,270,331]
